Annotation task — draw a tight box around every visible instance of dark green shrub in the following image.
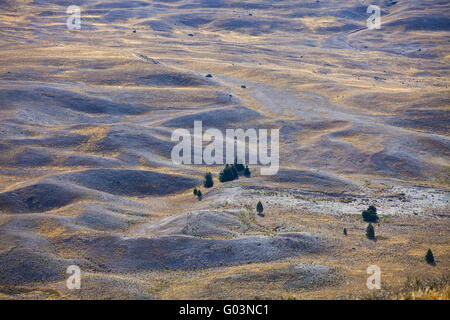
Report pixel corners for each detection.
[234,157,245,172]
[244,165,251,177]
[219,164,240,182]
[256,201,264,216]
[204,172,213,188]
[425,249,435,265]
[231,165,239,180]
[366,223,375,240]
[362,206,378,222]
[219,165,229,182]
[367,205,377,215]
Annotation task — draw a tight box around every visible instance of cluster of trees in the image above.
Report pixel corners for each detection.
[218,162,251,182]
[355,206,378,240]
[192,165,252,202]
[222,159,251,182]
[197,162,251,193]
[219,164,239,182]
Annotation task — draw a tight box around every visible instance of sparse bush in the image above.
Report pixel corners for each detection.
[197,190,202,201]
[204,172,213,188]
[193,188,198,196]
[343,228,347,236]
[360,273,449,300]
[366,223,375,240]
[426,248,435,265]
[362,205,378,222]
[256,201,264,216]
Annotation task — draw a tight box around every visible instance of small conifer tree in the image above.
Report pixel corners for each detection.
[425,248,435,265]
[244,165,251,177]
[256,201,264,216]
[204,172,213,188]
[366,223,375,240]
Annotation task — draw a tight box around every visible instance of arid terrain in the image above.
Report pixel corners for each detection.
[0,0,448,299]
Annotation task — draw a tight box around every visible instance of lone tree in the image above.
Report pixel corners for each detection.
[204,172,213,188]
[193,188,198,196]
[362,205,378,222]
[425,249,435,265]
[256,201,264,216]
[343,228,347,236]
[244,165,251,178]
[197,190,202,201]
[366,223,375,240]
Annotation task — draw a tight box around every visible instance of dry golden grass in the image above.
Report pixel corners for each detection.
[334,134,391,153]
[38,219,67,238]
